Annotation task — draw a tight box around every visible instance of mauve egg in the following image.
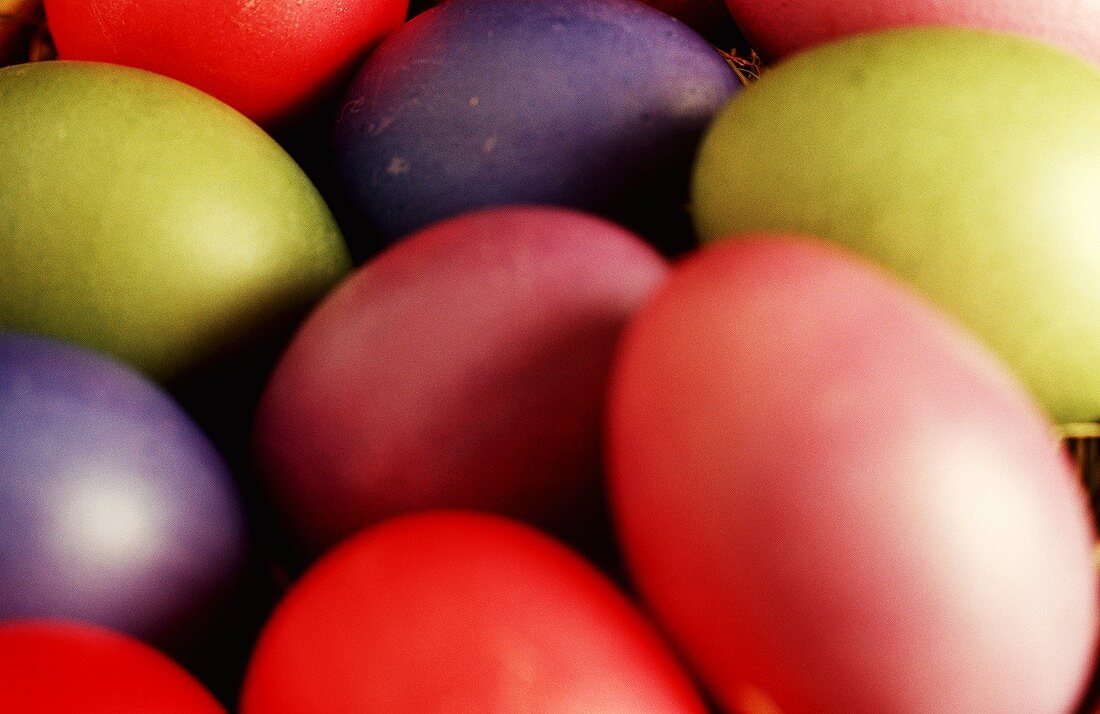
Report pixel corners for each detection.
[253,206,668,558]
[608,236,1098,712]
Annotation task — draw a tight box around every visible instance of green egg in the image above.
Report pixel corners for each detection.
[692,28,1100,426]
[0,61,350,382]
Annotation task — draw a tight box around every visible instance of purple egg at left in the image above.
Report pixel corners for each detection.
[0,332,249,653]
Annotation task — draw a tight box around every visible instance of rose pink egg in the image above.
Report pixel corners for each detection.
[254,206,668,558]
[609,235,1099,712]
[725,0,1100,65]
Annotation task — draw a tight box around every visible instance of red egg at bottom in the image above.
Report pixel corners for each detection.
[240,511,706,713]
[608,236,1099,712]
[0,621,224,713]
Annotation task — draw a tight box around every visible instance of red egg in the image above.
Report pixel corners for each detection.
[253,206,668,557]
[725,0,1100,64]
[0,621,224,713]
[240,511,705,713]
[608,236,1099,712]
[43,0,408,125]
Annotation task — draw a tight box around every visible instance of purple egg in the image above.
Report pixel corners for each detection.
[0,333,249,652]
[332,0,740,252]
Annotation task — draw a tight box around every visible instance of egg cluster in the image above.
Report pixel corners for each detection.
[2,1,1100,712]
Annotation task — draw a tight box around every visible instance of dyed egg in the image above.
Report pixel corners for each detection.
[692,29,1100,425]
[254,206,667,557]
[44,0,408,126]
[0,334,249,653]
[240,512,705,713]
[0,621,224,713]
[332,0,739,251]
[723,0,1100,64]
[0,61,350,384]
[608,237,1098,712]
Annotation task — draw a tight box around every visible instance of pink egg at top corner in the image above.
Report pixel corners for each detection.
[253,206,669,560]
[608,234,1099,712]
[725,0,1100,65]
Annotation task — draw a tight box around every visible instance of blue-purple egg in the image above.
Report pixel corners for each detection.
[0,333,249,652]
[332,0,739,252]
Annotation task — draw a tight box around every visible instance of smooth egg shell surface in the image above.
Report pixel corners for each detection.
[692,28,1100,424]
[44,0,408,126]
[608,237,1098,713]
[724,0,1100,65]
[332,0,740,251]
[0,621,225,714]
[0,334,249,653]
[240,512,706,713]
[0,61,350,383]
[253,206,668,557]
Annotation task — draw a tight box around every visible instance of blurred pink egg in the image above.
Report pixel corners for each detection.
[609,235,1099,712]
[724,0,1100,64]
[254,206,668,557]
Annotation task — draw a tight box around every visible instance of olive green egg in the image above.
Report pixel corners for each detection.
[0,61,350,382]
[691,28,1100,426]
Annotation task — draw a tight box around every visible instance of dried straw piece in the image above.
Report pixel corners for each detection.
[718,46,763,86]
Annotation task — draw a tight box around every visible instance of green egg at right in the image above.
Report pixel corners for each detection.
[692,27,1100,426]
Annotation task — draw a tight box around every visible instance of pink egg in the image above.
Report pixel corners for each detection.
[254,206,668,558]
[608,235,1099,712]
[725,0,1100,65]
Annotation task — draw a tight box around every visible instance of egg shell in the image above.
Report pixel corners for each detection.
[253,206,668,557]
[723,0,1100,65]
[0,621,225,713]
[240,511,706,713]
[692,28,1100,424]
[0,333,249,654]
[332,0,739,252]
[44,0,408,126]
[608,236,1099,712]
[0,61,350,384]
